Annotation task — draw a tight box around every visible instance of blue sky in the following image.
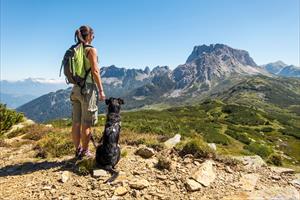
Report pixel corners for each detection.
[1,0,299,80]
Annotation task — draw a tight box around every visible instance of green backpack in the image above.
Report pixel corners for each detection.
[60,43,93,93]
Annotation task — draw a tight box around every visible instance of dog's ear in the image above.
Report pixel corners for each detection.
[118,98,124,105]
[105,98,110,105]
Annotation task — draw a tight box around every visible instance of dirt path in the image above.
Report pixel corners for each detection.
[0,138,299,200]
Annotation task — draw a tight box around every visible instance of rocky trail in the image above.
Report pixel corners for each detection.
[0,135,300,200]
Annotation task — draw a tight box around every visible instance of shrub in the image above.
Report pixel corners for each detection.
[21,124,53,141]
[0,104,24,135]
[244,142,273,158]
[179,138,215,158]
[222,104,265,126]
[35,131,73,158]
[267,154,283,166]
[204,132,231,145]
[261,127,273,132]
[225,129,251,145]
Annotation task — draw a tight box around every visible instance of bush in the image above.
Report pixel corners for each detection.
[0,104,24,135]
[179,138,215,158]
[267,154,283,166]
[222,104,265,126]
[204,132,231,145]
[244,142,273,158]
[35,131,73,158]
[21,124,53,141]
[225,129,251,145]
[261,127,273,132]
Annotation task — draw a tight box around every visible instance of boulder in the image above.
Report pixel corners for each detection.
[237,173,260,191]
[60,171,70,183]
[93,169,109,178]
[249,185,300,200]
[270,166,295,174]
[192,160,216,187]
[164,134,181,148]
[129,179,150,190]
[207,143,217,151]
[114,186,128,196]
[233,155,266,169]
[135,147,155,159]
[186,178,202,192]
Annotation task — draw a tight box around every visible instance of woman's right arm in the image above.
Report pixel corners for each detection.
[88,48,106,101]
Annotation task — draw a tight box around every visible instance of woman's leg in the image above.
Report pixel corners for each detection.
[72,122,81,148]
[81,123,91,151]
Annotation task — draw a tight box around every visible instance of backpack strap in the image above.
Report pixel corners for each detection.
[80,44,94,95]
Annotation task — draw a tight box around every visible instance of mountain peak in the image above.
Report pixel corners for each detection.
[186,44,257,67]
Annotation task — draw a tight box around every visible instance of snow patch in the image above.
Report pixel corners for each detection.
[102,77,122,86]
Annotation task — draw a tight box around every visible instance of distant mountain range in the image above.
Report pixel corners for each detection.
[15,44,300,122]
[261,61,300,77]
[0,78,68,108]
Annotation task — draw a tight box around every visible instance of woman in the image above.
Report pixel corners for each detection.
[70,25,106,158]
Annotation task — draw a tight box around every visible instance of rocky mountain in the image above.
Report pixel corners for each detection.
[261,61,300,78]
[17,44,293,122]
[0,78,68,108]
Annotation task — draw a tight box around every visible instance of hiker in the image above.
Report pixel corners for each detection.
[69,25,106,158]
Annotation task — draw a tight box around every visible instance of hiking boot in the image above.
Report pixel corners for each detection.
[78,149,93,160]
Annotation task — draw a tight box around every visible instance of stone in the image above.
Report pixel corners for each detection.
[93,169,109,178]
[290,179,300,188]
[185,178,202,192]
[164,134,181,149]
[60,171,70,183]
[192,160,216,187]
[129,179,150,190]
[45,124,53,128]
[135,147,155,159]
[237,173,260,191]
[271,175,281,180]
[249,185,300,200]
[233,155,266,169]
[42,185,52,190]
[156,174,167,180]
[270,166,295,174]
[114,186,128,196]
[225,166,233,174]
[207,143,217,151]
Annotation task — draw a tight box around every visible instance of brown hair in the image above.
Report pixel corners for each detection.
[74,25,94,44]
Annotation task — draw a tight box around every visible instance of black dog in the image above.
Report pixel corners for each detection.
[95,97,124,183]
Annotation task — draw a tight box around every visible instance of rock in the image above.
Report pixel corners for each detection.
[129,179,150,190]
[192,160,216,187]
[156,174,167,180]
[93,169,109,178]
[237,173,260,191]
[225,166,233,174]
[207,143,217,151]
[114,186,128,196]
[60,171,70,183]
[42,185,52,190]
[233,155,266,169]
[290,179,300,188]
[135,147,155,159]
[45,124,53,128]
[249,185,300,200]
[186,178,202,192]
[164,134,181,148]
[270,166,295,174]
[271,175,281,180]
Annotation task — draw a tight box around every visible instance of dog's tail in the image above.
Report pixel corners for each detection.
[104,167,119,183]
